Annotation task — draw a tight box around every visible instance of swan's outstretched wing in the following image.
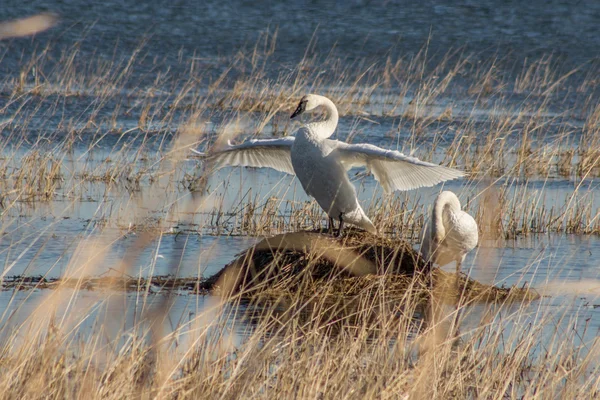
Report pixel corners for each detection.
[332,142,465,193]
[192,137,296,175]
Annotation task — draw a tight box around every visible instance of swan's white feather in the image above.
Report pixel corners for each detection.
[201,137,296,175]
[190,94,466,234]
[332,142,465,193]
[420,191,478,269]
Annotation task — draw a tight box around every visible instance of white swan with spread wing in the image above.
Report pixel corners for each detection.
[193,94,465,236]
[421,191,478,272]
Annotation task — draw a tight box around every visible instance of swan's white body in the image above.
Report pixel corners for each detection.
[291,118,375,233]
[421,191,478,271]
[195,94,465,234]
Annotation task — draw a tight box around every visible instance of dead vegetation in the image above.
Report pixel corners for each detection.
[207,229,537,304]
[1,36,600,237]
[0,34,599,399]
[0,226,593,399]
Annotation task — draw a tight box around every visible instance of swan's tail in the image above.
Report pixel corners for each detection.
[357,213,377,234]
[343,206,377,234]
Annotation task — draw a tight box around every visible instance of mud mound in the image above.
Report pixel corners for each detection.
[206,229,539,304]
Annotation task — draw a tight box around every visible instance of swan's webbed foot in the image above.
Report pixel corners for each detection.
[336,213,344,237]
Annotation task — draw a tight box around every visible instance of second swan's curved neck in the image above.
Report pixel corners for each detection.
[307,96,339,139]
[432,192,461,242]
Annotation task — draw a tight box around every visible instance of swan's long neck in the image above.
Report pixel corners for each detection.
[432,191,462,242]
[306,96,339,139]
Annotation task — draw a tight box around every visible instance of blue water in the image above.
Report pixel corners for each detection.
[0,0,599,367]
[2,0,600,76]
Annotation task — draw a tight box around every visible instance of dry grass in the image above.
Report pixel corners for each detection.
[1,35,600,236]
[0,228,595,399]
[1,33,600,399]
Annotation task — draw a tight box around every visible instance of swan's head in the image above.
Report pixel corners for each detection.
[290,94,321,119]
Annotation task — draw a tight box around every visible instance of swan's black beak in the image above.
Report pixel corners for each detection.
[290,100,307,119]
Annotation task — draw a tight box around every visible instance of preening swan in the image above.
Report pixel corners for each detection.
[421,191,478,272]
[194,94,465,236]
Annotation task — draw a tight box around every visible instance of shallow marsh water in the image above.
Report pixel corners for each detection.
[1,1,600,376]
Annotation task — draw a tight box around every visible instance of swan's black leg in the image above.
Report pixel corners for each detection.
[328,217,334,234]
[336,213,344,237]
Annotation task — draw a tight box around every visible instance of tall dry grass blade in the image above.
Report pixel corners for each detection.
[0,13,58,40]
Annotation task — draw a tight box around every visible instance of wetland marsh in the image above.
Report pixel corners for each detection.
[1,1,600,398]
